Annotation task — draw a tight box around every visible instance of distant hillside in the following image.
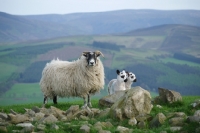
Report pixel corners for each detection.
[123,24,200,53]
[0,12,81,43]
[1,10,200,43]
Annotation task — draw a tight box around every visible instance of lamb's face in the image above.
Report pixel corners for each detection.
[128,72,137,82]
[82,51,104,66]
[116,70,127,82]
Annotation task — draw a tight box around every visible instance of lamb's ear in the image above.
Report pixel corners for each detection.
[95,50,104,57]
[82,52,88,57]
[126,71,129,76]
[116,70,120,75]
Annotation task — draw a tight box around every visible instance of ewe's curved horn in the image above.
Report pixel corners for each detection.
[95,50,104,57]
[82,51,88,57]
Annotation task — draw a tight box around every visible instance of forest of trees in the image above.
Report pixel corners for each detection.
[174,53,200,64]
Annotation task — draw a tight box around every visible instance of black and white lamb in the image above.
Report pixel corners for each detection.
[107,70,127,95]
[40,51,105,108]
[125,72,137,90]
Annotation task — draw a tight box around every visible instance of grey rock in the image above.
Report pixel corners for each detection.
[116,126,132,133]
[24,108,35,117]
[51,124,59,130]
[80,115,90,121]
[169,117,185,126]
[41,114,58,124]
[154,87,182,104]
[98,130,111,133]
[16,123,34,128]
[98,108,110,118]
[0,126,7,132]
[37,124,46,131]
[136,113,152,122]
[50,106,66,120]
[150,113,166,128]
[138,121,146,129]
[99,91,125,107]
[8,114,30,124]
[10,109,17,115]
[32,106,41,113]
[80,124,90,133]
[187,116,200,123]
[110,86,152,120]
[194,110,200,117]
[191,99,200,108]
[65,105,80,115]
[170,126,182,132]
[128,117,137,126]
[34,112,45,121]
[0,113,8,120]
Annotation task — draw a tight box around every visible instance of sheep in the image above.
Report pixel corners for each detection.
[107,71,137,95]
[40,50,105,108]
[125,72,137,90]
[107,70,127,95]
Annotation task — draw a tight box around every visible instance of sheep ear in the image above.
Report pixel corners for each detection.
[82,52,88,57]
[126,71,129,76]
[95,50,104,57]
[116,70,120,75]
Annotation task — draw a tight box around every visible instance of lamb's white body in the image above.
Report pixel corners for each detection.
[108,70,127,95]
[40,52,105,107]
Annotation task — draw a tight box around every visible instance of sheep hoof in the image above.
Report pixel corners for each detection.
[81,104,88,109]
[88,102,92,108]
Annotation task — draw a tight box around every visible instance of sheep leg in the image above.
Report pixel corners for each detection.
[87,94,92,108]
[53,96,57,104]
[82,96,88,109]
[43,95,48,104]
[43,95,48,108]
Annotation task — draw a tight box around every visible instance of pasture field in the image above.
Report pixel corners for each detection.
[0,62,17,82]
[160,57,200,67]
[0,82,157,106]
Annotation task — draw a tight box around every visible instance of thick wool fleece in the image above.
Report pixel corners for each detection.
[40,56,105,99]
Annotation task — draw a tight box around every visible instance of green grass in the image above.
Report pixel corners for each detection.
[0,62,17,82]
[160,57,200,67]
[0,83,103,106]
[0,96,199,133]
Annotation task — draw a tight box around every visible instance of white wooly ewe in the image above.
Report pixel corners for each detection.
[40,51,105,108]
[107,70,127,95]
[125,72,137,90]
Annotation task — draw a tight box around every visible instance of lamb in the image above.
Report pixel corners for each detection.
[40,50,105,108]
[125,72,137,90]
[107,70,127,95]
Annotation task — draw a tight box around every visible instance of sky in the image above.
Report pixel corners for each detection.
[0,0,200,15]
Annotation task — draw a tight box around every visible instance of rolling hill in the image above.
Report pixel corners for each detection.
[1,10,200,43]
[123,24,200,55]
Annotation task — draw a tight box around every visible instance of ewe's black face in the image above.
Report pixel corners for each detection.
[83,51,103,66]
